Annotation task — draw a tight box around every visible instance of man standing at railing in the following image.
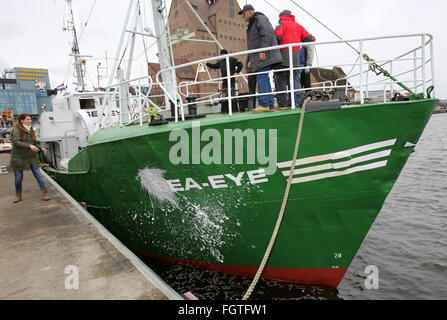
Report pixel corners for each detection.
[206,49,243,113]
[274,10,315,109]
[239,4,283,114]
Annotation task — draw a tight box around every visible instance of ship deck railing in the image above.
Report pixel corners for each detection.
[156,33,435,124]
[96,33,435,128]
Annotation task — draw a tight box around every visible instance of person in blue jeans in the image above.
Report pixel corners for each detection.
[10,113,50,203]
[256,65,275,110]
[240,4,283,113]
[14,167,46,194]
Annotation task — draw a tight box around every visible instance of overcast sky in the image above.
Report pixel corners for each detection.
[0,0,445,98]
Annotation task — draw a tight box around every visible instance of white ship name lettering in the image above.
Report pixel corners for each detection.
[167,169,268,192]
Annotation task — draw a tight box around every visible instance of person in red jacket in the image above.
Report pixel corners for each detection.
[274,10,315,109]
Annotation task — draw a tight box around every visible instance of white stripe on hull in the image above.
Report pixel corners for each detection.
[277,138,398,184]
[291,161,389,184]
[281,150,392,177]
[277,138,397,169]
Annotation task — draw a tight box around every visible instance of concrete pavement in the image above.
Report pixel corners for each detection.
[0,154,181,300]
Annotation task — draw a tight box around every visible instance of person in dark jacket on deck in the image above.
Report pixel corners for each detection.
[206,49,243,94]
[240,4,283,113]
[274,10,315,109]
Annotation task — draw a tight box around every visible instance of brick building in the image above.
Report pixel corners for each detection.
[167,0,248,98]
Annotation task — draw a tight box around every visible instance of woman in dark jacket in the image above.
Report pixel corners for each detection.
[10,113,50,203]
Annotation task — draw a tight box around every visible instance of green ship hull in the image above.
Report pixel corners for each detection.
[46,99,437,287]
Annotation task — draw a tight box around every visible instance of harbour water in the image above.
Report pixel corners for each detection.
[141,113,447,300]
[339,113,447,300]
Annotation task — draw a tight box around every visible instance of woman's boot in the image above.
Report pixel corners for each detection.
[13,190,22,203]
[42,189,50,201]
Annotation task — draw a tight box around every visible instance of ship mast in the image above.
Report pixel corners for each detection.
[151,0,177,108]
[96,0,179,129]
[63,0,85,91]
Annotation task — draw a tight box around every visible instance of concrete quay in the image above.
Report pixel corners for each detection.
[0,154,182,300]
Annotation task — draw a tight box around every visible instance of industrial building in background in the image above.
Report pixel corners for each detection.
[148,0,249,101]
[0,67,53,126]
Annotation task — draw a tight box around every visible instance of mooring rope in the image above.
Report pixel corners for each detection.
[241,97,311,300]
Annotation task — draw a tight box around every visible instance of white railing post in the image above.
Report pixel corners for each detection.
[226,56,233,116]
[178,92,185,122]
[365,69,369,100]
[421,33,427,98]
[430,37,436,98]
[172,69,179,123]
[413,51,418,93]
[359,40,364,104]
[390,61,394,98]
[289,45,295,109]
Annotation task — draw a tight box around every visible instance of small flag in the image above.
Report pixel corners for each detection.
[56,84,66,91]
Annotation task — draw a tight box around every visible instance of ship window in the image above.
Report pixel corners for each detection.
[80,98,95,110]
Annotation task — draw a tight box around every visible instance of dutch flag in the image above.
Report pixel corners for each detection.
[56,84,66,91]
